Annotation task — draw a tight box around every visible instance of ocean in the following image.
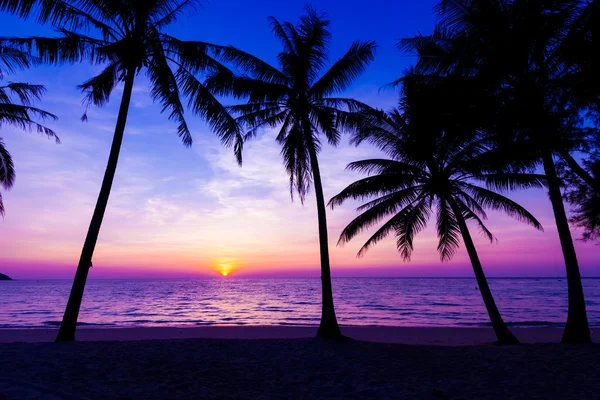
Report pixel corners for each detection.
[1,278,599,328]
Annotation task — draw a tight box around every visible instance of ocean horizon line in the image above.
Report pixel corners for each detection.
[4,276,600,280]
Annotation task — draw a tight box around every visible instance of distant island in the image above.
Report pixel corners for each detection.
[0,273,12,280]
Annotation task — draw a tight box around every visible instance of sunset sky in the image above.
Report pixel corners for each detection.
[0,0,598,279]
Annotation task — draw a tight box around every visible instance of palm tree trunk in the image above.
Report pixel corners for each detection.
[448,197,520,345]
[55,69,136,343]
[560,150,600,194]
[302,119,343,340]
[542,152,591,344]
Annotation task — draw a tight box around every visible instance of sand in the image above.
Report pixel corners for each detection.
[1,325,598,344]
[1,327,599,399]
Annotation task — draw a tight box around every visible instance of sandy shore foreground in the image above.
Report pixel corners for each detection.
[0,338,598,399]
[1,325,598,344]
[1,327,599,399]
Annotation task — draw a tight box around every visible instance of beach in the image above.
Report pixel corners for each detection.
[1,326,599,399]
[1,325,599,345]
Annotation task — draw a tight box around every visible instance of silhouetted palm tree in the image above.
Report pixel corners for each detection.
[1,45,58,217]
[206,7,375,339]
[330,77,545,344]
[400,0,593,343]
[0,0,254,342]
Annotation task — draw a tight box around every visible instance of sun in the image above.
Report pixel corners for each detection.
[214,258,238,277]
[218,264,232,277]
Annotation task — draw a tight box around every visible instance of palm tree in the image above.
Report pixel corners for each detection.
[0,0,257,342]
[1,45,58,217]
[329,76,545,345]
[400,0,593,343]
[206,7,375,339]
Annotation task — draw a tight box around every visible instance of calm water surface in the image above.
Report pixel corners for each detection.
[1,278,599,328]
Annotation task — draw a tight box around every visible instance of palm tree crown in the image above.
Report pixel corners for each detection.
[207,7,375,199]
[330,78,544,261]
[0,45,57,217]
[0,0,247,156]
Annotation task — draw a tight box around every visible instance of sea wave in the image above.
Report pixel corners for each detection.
[1,278,598,328]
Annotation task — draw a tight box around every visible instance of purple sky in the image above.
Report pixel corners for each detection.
[0,0,598,279]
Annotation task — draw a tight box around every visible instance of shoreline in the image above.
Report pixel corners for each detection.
[2,325,597,345]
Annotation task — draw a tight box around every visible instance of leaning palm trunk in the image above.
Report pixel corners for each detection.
[56,70,136,342]
[305,122,343,340]
[542,153,591,344]
[448,198,519,345]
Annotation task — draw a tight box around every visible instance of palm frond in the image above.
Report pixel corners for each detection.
[458,182,543,231]
[0,103,58,140]
[296,5,331,83]
[268,16,296,55]
[329,176,421,209]
[151,0,201,30]
[212,45,291,86]
[310,40,376,97]
[477,172,547,192]
[237,108,288,141]
[176,67,243,161]
[232,106,284,129]
[160,35,227,74]
[453,189,488,220]
[353,202,416,257]
[463,209,497,244]
[337,188,423,247]
[319,97,374,112]
[436,197,461,261]
[147,46,192,147]
[348,108,408,156]
[78,62,121,108]
[0,0,119,37]
[346,159,424,177]
[0,191,5,217]
[280,122,311,202]
[0,34,104,66]
[354,187,425,213]
[271,112,292,143]
[309,106,339,145]
[0,45,36,76]
[0,137,15,189]
[205,68,289,103]
[0,137,14,218]
[0,82,46,106]
[394,197,432,260]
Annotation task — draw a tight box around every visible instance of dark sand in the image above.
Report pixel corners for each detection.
[2,325,598,344]
[0,327,598,399]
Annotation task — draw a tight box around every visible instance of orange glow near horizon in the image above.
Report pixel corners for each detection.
[215,258,238,277]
